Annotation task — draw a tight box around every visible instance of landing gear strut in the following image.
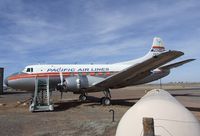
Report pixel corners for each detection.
[101,89,111,106]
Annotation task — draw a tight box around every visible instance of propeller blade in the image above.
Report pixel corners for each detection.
[59,72,63,85]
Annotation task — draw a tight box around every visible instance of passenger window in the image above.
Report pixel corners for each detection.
[31,68,33,72]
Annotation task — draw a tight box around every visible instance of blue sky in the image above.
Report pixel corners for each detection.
[0,0,200,82]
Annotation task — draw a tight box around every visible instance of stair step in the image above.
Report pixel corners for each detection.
[29,77,53,112]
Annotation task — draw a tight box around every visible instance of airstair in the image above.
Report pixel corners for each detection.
[29,77,54,112]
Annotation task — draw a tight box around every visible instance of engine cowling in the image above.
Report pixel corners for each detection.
[63,76,104,92]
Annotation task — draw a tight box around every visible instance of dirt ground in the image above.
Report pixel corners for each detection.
[0,83,199,136]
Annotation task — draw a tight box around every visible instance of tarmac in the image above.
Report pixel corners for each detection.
[0,83,199,136]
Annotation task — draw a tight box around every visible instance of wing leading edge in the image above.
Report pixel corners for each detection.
[91,50,184,90]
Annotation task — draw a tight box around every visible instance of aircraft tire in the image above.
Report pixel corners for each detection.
[100,97,106,104]
[102,97,111,106]
[79,94,87,101]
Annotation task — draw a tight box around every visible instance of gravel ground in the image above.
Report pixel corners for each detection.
[0,84,199,136]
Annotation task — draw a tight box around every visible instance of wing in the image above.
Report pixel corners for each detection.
[90,50,183,90]
[159,59,195,70]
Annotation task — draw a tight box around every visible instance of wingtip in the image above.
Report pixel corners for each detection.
[179,58,196,65]
[186,58,196,62]
[168,50,184,56]
[178,51,184,56]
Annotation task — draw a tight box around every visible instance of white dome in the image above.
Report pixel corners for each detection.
[116,89,200,136]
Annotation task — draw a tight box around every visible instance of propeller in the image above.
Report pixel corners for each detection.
[58,72,64,99]
[60,72,63,86]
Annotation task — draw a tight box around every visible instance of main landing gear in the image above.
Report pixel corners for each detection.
[79,93,87,101]
[101,89,111,106]
[78,89,112,106]
[79,90,88,102]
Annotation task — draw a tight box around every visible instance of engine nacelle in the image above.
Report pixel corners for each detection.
[64,76,104,92]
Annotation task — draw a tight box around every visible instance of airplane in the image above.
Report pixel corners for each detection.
[4,37,195,105]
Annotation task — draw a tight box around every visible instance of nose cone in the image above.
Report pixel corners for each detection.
[4,72,19,87]
[4,77,9,86]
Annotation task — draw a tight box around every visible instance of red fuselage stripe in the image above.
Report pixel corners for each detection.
[8,72,113,81]
[152,46,165,49]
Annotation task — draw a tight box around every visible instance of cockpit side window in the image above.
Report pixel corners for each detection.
[26,68,30,72]
[26,68,33,72]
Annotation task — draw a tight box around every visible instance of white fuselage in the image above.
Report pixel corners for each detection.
[5,51,169,92]
[22,64,129,74]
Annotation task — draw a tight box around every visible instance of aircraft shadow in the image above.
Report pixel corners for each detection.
[186,107,200,112]
[53,96,139,111]
[52,96,200,113]
[54,100,83,111]
[83,96,138,107]
[172,93,200,97]
[168,88,200,91]
[2,91,30,95]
